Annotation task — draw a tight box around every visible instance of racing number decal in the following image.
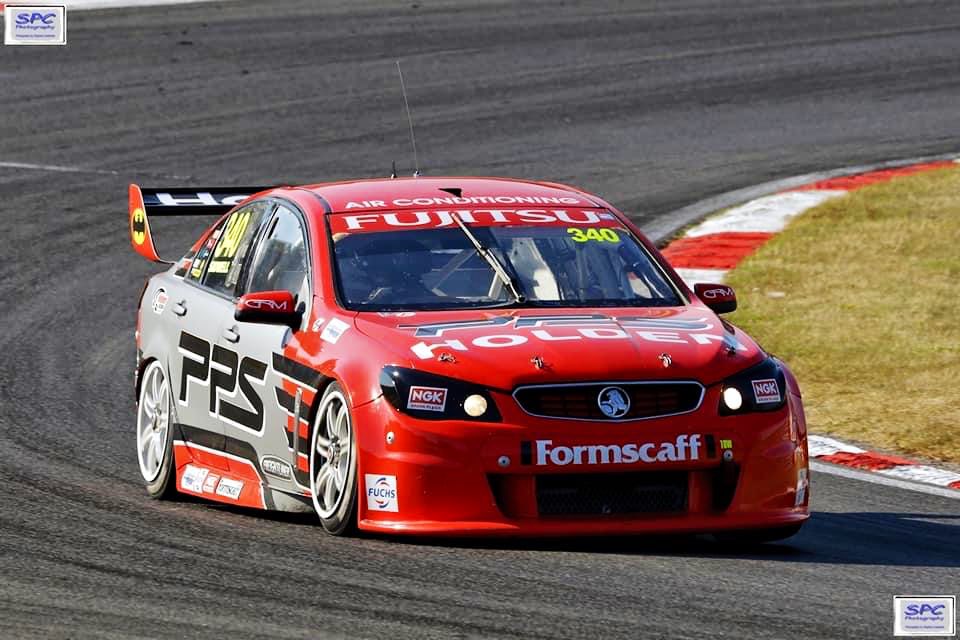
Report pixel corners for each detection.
[567,227,620,243]
[179,332,267,432]
[208,210,253,275]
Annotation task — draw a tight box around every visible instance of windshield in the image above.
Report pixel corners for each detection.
[329,209,682,310]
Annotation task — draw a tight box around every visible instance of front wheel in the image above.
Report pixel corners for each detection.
[136,360,177,499]
[309,382,358,535]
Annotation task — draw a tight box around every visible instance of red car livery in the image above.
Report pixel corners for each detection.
[130,176,809,540]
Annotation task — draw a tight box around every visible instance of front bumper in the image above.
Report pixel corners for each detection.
[354,385,810,537]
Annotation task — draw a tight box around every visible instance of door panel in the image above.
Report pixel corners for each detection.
[230,202,316,495]
[173,293,236,469]
[172,201,273,469]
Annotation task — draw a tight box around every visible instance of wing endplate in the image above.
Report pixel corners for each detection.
[129,184,166,263]
[127,184,274,264]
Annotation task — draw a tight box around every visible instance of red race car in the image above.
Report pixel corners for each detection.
[130,176,810,540]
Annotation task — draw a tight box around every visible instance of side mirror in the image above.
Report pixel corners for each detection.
[235,290,303,327]
[694,283,737,314]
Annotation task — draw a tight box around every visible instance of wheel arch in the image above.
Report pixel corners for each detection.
[135,354,186,445]
[135,356,153,404]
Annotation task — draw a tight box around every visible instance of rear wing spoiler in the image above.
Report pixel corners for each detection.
[128,184,273,263]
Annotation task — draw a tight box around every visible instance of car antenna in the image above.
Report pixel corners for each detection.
[396,60,420,177]
[390,160,397,179]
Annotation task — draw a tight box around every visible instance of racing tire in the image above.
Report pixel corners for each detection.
[136,360,178,499]
[309,382,358,536]
[713,523,804,546]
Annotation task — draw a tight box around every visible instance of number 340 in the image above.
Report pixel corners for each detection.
[567,227,620,243]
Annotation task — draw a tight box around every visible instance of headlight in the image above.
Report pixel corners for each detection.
[379,366,501,421]
[721,387,743,411]
[463,394,488,417]
[717,357,787,415]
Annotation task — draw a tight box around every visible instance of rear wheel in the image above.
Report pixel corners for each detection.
[713,523,804,545]
[310,382,358,535]
[137,360,177,499]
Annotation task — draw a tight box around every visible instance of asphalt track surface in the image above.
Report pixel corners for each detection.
[1,1,958,638]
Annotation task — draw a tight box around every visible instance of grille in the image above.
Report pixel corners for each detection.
[513,382,703,420]
[536,472,688,516]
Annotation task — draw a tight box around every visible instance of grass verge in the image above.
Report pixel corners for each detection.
[725,166,960,463]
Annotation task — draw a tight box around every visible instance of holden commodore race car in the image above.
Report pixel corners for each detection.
[130,176,810,540]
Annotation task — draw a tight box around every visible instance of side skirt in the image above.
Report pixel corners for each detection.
[172,429,315,513]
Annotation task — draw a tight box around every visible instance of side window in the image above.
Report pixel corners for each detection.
[245,204,309,300]
[202,202,272,295]
[186,220,224,282]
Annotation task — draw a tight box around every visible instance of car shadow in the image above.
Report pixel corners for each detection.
[204,500,318,525]
[195,502,960,568]
[384,511,960,568]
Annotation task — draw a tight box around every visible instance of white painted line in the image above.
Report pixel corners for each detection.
[808,434,866,457]
[683,190,846,237]
[0,160,191,180]
[811,461,960,500]
[879,464,960,487]
[0,161,119,175]
[673,267,727,288]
